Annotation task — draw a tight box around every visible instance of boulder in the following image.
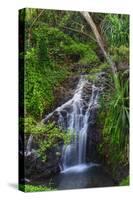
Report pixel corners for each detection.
[24,136,63,181]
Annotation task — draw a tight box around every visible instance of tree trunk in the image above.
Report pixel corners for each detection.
[81,11,117,77]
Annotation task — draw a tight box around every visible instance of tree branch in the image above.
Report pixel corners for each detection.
[29,9,45,31]
[81,11,117,77]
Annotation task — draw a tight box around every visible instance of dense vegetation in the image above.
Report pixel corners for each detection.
[22,9,99,119]
[97,14,129,181]
[19,9,129,191]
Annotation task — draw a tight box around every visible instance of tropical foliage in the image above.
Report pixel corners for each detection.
[96,14,129,176]
[101,14,129,48]
[98,74,129,172]
[19,8,129,190]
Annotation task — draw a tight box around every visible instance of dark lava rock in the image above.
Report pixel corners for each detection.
[24,136,63,181]
[53,76,79,107]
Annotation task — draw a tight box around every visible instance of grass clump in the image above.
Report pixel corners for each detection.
[19,184,54,192]
[119,176,129,186]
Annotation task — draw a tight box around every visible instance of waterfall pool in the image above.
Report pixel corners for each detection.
[53,164,115,190]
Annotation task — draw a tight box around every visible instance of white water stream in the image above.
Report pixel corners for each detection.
[43,76,100,172]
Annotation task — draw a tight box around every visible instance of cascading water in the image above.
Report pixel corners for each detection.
[25,135,33,156]
[24,75,115,189]
[43,75,100,173]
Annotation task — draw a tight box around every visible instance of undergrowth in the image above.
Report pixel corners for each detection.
[19,184,55,192]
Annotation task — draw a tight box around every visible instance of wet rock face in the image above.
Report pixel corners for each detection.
[53,76,79,107]
[86,107,101,163]
[24,140,62,181]
[42,76,80,124]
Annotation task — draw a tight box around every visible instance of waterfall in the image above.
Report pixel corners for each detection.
[43,75,100,172]
[25,135,33,156]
